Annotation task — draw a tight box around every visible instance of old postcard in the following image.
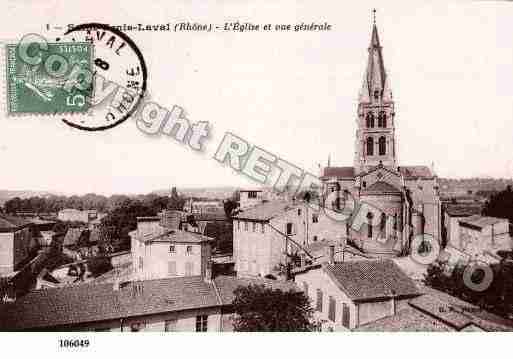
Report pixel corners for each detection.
[0,0,512,356]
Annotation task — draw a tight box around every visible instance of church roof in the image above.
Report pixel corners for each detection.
[362,181,401,194]
[398,166,434,178]
[359,23,393,103]
[321,166,355,179]
[322,165,434,180]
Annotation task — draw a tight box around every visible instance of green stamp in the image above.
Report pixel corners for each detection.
[6,42,93,114]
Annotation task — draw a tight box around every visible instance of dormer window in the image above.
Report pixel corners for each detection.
[374,89,380,100]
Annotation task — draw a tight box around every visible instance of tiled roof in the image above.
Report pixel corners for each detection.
[445,204,482,217]
[356,307,454,332]
[213,276,299,305]
[409,295,472,330]
[192,212,227,221]
[234,200,296,221]
[321,167,355,178]
[361,181,401,194]
[324,259,420,301]
[303,240,368,260]
[418,285,513,331]
[357,285,513,332]
[398,166,433,178]
[459,215,507,229]
[140,229,213,244]
[0,215,31,232]
[0,276,219,330]
[0,275,299,331]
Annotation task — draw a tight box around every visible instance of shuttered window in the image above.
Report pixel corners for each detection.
[342,303,350,328]
[328,296,336,321]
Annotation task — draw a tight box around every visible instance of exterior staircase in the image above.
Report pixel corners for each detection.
[358,238,400,259]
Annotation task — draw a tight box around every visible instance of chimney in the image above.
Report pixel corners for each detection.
[326,245,335,265]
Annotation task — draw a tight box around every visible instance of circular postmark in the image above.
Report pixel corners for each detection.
[59,23,147,131]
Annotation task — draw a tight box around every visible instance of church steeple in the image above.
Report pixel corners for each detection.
[359,14,392,104]
[354,11,397,174]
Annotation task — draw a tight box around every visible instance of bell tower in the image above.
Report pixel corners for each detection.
[354,11,397,174]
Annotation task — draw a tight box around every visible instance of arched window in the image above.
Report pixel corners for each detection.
[365,112,374,128]
[378,111,387,127]
[367,212,374,238]
[378,136,386,156]
[366,137,374,156]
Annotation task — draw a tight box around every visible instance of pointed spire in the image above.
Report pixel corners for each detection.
[359,10,392,103]
[328,154,331,167]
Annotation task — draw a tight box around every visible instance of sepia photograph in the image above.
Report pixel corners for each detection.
[0,0,512,356]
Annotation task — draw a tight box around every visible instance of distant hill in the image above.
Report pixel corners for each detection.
[0,190,64,206]
[438,178,513,198]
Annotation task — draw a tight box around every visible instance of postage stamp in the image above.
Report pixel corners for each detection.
[58,23,148,131]
[5,41,93,114]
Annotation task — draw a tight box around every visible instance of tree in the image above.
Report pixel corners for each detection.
[424,260,513,317]
[482,185,513,235]
[87,256,113,277]
[223,199,239,218]
[232,284,314,331]
[99,200,157,251]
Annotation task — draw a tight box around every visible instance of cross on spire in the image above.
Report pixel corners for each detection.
[372,8,377,25]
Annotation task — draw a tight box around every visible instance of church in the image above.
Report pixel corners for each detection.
[320,18,442,257]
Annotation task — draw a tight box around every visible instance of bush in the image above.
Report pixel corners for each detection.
[87,256,113,277]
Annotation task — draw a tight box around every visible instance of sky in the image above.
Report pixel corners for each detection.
[0,0,512,195]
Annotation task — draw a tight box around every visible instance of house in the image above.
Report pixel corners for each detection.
[58,209,98,223]
[293,257,421,331]
[130,215,214,281]
[0,274,298,331]
[233,200,306,277]
[443,204,481,248]
[0,216,36,275]
[233,199,349,277]
[185,199,225,215]
[356,284,513,332]
[239,189,264,209]
[456,215,511,262]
